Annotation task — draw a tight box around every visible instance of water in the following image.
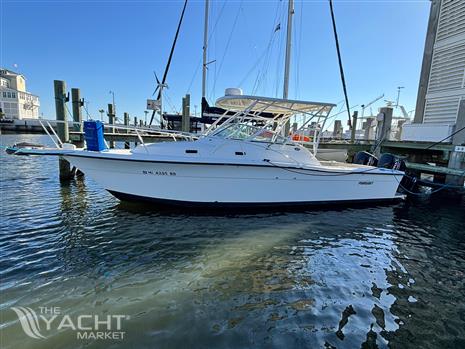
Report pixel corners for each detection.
[1,134,465,349]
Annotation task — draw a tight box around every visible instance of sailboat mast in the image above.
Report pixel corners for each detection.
[283,0,294,99]
[202,0,209,101]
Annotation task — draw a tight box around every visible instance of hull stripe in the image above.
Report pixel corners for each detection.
[108,190,403,208]
[65,154,402,176]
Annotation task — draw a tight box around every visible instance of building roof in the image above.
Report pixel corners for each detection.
[0,68,25,79]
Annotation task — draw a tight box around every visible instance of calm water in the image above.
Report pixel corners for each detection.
[1,134,465,349]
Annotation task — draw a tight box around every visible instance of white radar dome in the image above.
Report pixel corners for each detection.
[225,88,243,96]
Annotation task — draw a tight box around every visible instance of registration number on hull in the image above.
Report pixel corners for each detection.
[142,170,177,176]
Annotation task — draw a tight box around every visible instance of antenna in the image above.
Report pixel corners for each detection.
[361,94,384,118]
[396,86,404,107]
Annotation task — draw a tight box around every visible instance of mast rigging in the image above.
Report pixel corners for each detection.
[149,0,188,127]
[328,0,352,129]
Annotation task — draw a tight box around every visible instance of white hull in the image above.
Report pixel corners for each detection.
[64,154,403,206]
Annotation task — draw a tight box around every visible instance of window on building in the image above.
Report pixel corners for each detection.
[3,102,18,118]
[2,92,6,98]
[12,92,16,98]
[7,92,11,98]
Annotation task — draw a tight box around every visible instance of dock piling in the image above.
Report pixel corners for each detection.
[54,80,72,180]
[134,117,138,146]
[374,107,393,157]
[333,120,342,139]
[71,88,84,147]
[350,111,358,144]
[107,103,115,149]
[446,100,465,186]
[182,94,191,132]
[364,117,375,140]
[124,112,130,149]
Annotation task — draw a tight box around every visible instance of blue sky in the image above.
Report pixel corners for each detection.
[1,0,430,127]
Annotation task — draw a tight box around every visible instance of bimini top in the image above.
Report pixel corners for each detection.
[215,94,336,116]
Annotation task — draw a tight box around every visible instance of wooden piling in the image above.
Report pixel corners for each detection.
[107,103,115,148]
[124,112,130,149]
[446,99,465,186]
[292,122,298,133]
[54,80,72,180]
[364,117,375,140]
[395,120,407,141]
[71,88,84,147]
[134,117,138,146]
[374,107,393,157]
[333,120,342,139]
[350,111,358,144]
[182,94,191,132]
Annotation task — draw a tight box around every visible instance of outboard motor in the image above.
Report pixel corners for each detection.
[378,153,406,171]
[378,153,416,193]
[353,151,378,166]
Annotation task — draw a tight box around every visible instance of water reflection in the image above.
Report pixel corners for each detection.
[1,135,464,349]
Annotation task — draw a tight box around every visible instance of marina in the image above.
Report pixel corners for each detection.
[1,0,465,348]
[1,134,465,348]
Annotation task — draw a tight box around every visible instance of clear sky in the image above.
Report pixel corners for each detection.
[1,0,430,128]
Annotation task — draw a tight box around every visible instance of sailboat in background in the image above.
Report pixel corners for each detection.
[200,0,348,162]
[200,0,295,121]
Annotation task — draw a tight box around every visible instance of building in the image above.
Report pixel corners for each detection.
[0,69,40,119]
[404,0,465,144]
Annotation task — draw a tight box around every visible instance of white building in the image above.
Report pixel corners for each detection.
[0,69,40,119]
[405,0,465,143]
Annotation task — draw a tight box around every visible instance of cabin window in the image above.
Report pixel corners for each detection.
[235,151,245,156]
[185,149,198,154]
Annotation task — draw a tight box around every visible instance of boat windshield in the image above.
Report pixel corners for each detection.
[212,123,260,140]
[211,123,288,143]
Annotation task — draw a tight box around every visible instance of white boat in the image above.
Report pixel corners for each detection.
[13,94,404,207]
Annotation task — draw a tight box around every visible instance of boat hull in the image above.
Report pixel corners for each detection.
[64,154,404,207]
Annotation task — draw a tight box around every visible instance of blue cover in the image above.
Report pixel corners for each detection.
[84,120,106,151]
